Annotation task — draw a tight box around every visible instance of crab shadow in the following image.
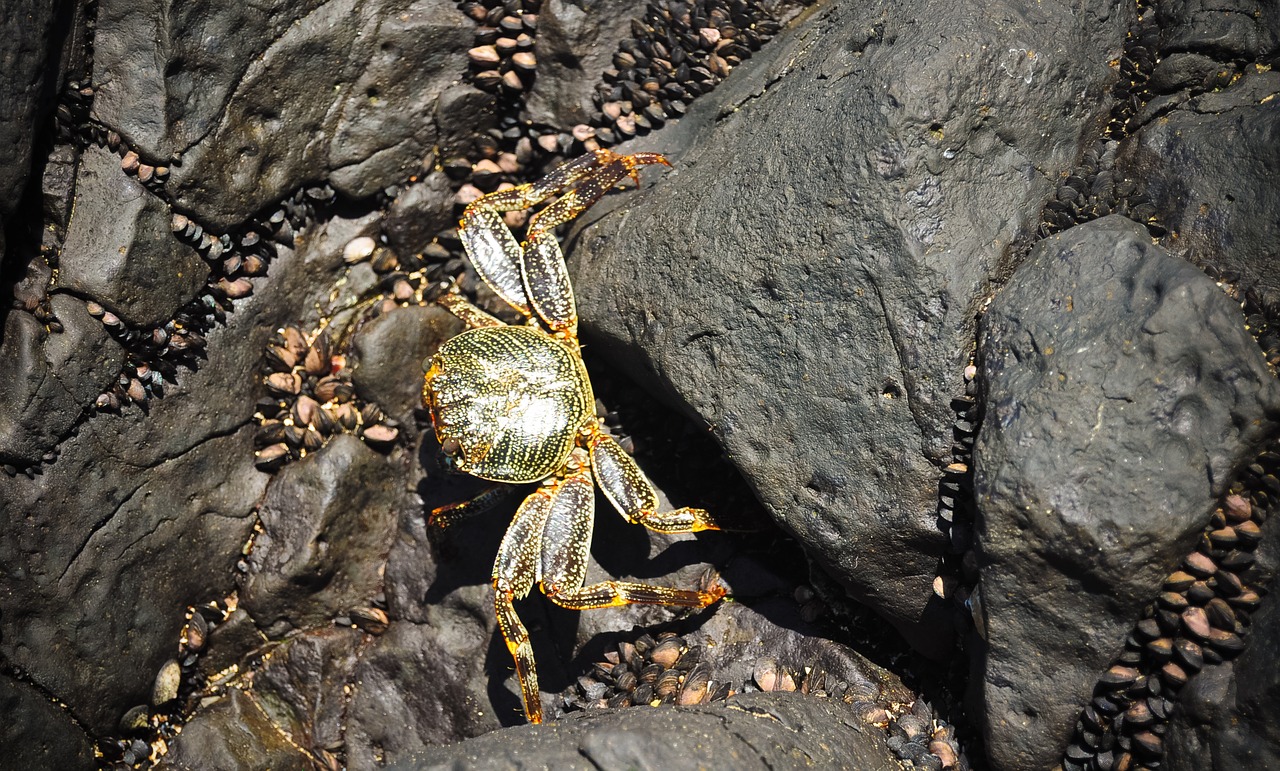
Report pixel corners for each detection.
[417,430,743,725]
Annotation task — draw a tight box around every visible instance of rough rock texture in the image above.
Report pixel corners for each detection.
[0,212,360,736]
[93,0,477,228]
[572,0,1131,654]
[240,434,406,635]
[350,303,465,425]
[10,0,1280,765]
[57,145,210,326]
[1156,0,1280,61]
[971,215,1280,770]
[0,295,124,465]
[0,0,62,220]
[395,692,900,771]
[523,0,637,129]
[1120,67,1280,299]
[156,689,311,771]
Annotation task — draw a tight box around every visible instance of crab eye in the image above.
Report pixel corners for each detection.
[441,437,462,456]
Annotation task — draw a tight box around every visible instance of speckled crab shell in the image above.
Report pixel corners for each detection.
[423,325,594,483]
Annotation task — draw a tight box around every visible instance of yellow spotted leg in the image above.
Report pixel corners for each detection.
[588,431,721,533]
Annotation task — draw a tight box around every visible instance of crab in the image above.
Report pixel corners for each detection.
[421,149,726,724]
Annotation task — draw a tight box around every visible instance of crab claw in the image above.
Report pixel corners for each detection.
[615,151,671,186]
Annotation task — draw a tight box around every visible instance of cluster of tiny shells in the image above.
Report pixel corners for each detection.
[1063,449,1278,771]
[566,631,970,769]
[1039,4,1159,240]
[461,0,541,94]
[77,124,336,416]
[254,325,399,471]
[566,631,732,712]
[931,364,981,624]
[97,598,240,768]
[1104,4,1158,142]
[580,0,784,147]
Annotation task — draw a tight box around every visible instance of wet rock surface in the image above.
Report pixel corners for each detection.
[400,691,900,771]
[3,0,1280,769]
[971,215,1280,770]
[571,0,1130,653]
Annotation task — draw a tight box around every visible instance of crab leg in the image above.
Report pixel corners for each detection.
[458,151,638,318]
[538,454,725,613]
[492,485,555,723]
[522,153,667,336]
[435,293,504,329]
[459,151,669,334]
[426,484,512,529]
[588,433,721,533]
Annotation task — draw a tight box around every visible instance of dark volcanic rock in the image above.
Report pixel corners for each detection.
[0,674,95,771]
[104,0,476,228]
[572,0,1130,653]
[350,303,464,426]
[971,215,1280,770]
[0,295,124,466]
[383,170,458,258]
[0,214,368,736]
[1119,68,1280,300]
[0,0,60,220]
[165,627,366,768]
[344,617,503,763]
[241,434,404,636]
[524,0,636,129]
[57,145,210,326]
[0,425,263,735]
[392,691,899,770]
[91,0,326,159]
[1156,0,1280,61]
[156,689,311,771]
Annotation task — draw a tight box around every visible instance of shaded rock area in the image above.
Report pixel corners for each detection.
[3,0,1280,769]
[572,0,1131,654]
[0,294,124,465]
[0,0,62,224]
[1119,66,1280,303]
[0,674,96,771]
[971,215,1280,770]
[397,691,900,771]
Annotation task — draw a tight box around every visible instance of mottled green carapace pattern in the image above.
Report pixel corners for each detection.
[426,325,593,483]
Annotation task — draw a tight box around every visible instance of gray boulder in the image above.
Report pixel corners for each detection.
[57,145,210,327]
[92,0,478,228]
[971,215,1280,770]
[571,0,1131,653]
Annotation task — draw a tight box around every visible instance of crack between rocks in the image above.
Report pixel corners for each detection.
[0,661,98,744]
[717,703,814,771]
[56,416,253,583]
